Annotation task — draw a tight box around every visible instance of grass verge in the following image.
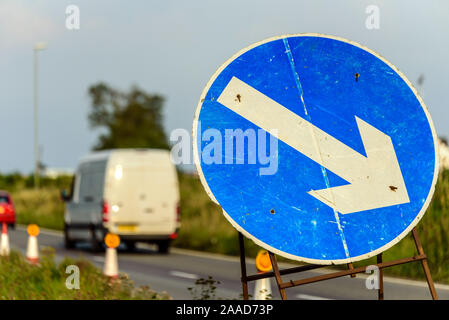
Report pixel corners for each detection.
[0,248,170,300]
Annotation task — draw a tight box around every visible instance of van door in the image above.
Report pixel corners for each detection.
[107,163,178,235]
[67,160,107,239]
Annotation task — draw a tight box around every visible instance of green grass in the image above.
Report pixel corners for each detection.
[13,188,65,230]
[5,171,449,283]
[0,249,170,300]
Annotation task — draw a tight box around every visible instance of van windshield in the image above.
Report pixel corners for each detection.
[76,160,107,203]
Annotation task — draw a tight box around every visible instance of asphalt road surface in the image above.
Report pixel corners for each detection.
[7,226,449,300]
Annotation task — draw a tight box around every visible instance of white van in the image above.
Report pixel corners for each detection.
[62,149,180,253]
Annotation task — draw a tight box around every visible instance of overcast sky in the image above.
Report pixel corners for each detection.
[1,0,448,173]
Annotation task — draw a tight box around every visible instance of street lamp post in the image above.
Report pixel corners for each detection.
[33,42,47,189]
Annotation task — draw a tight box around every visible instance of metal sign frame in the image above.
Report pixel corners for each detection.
[238,229,438,300]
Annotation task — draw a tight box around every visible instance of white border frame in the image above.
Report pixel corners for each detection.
[192,33,439,265]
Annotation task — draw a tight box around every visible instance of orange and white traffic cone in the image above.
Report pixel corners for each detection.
[254,277,272,300]
[254,250,272,300]
[103,233,120,278]
[26,224,40,264]
[0,223,10,256]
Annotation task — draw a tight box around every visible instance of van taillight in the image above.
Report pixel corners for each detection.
[169,232,178,240]
[176,202,181,222]
[102,200,109,222]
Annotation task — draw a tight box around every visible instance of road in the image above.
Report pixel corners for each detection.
[7,226,449,300]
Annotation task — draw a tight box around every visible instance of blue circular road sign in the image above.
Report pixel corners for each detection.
[193,34,438,264]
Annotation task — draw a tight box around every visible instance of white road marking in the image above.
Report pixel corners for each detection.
[218,76,409,214]
[169,270,199,280]
[296,293,332,300]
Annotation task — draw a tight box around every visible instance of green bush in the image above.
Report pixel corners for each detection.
[13,188,65,230]
[0,173,72,192]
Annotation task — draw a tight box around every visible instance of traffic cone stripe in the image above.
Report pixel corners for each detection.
[254,250,272,300]
[103,247,119,277]
[254,278,272,300]
[0,223,9,256]
[103,233,120,278]
[26,232,40,264]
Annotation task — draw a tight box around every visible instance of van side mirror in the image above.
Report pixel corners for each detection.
[60,189,71,202]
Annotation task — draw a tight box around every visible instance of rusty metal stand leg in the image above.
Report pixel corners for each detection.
[377,253,384,300]
[238,232,249,300]
[411,228,438,300]
[268,252,287,300]
[347,263,356,278]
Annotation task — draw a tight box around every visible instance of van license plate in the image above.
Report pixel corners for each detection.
[118,225,137,232]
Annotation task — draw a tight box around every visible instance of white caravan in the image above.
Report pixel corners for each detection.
[63,149,180,253]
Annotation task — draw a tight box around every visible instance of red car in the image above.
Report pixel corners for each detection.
[0,191,16,228]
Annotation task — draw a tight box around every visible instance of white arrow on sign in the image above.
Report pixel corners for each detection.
[217,76,410,214]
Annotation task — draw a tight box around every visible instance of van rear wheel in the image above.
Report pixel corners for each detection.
[65,236,76,249]
[90,226,103,252]
[157,240,170,254]
[125,241,136,252]
[64,224,76,249]
[91,236,102,252]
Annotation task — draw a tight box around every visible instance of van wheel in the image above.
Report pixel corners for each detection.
[90,226,102,252]
[125,241,136,252]
[91,236,102,252]
[64,224,76,249]
[157,240,170,254]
